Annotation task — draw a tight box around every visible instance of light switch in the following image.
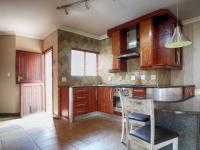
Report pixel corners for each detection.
[131,75,136,81]
[141,75,145,80]
[7,72,11,78]
[151,75,156,80]
[61,77,67,82]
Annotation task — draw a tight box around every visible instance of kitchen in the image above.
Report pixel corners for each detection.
[0,0,200,150]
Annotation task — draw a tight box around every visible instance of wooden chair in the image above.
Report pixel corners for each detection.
[119,92,149,144]
[122,96,179,150]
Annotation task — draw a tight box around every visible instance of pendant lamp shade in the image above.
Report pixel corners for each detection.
[165,26,192,48]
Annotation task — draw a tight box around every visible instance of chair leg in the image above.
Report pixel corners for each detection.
[172,138,178,150]
[121,120,125,143]
[127,140,131,150]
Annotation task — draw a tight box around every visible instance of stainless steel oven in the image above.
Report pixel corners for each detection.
[113,88,132,112]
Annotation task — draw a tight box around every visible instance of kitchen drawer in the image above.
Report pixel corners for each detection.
[183,86,195,98]
[73,94,89,102]
[73,88,90,95]
[74,101,88,108]
[132,88,146,98]
[74,107,89,116]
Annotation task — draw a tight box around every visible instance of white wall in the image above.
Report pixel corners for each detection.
[0,35,42,113]
[171,21,200,92]
[0,35,19,113]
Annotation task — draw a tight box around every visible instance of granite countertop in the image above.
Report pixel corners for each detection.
[70,84,194,88]
[155,96,200,114]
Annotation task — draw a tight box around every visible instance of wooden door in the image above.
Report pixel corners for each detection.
[98,87,113,114]
[140,18,153,68]
[88,87,98,112]
[17,50,45,117]
[16,50,44,83]
[20,83,45,117]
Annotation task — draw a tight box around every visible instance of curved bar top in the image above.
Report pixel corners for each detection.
[155,96,200,114]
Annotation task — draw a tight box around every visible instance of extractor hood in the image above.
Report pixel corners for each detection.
[118,26,140,59]
[117,48,140,59]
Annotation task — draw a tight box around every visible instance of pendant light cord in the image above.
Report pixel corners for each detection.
[177,0,178,26]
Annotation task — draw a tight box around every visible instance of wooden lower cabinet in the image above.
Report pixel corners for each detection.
[72,86,114,117]
[73,87,98,117]
[98,87,113,114]
[60,87,69,119]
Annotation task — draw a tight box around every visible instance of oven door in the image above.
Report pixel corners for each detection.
[113,96,122,112]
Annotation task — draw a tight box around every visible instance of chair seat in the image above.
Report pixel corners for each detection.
[128,113,149,122]
[130,125,178,144]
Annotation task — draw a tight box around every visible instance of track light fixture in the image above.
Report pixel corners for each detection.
[64,8,69,15]
[85,0,90,10]
[57,0,117,15]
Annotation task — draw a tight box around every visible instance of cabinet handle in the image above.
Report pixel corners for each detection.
[110,89,113,101]
[96,88,98,101]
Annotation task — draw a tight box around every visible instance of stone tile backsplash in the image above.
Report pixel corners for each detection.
[58,30,171,86]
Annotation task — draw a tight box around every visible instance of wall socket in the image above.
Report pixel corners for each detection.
[108,76,112,81]
[141,75,146,80]
[151,75,156,80]
[61,77,67,82]
[118,76,122,81]
[131,75,136,81]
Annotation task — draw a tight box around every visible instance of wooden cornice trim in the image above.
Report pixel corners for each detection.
[107,9,182,37]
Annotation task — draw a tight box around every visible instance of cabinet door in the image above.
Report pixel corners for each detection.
[88,87,98,112]
[98,87,113,114]
[60,87,69,119]
[140,18,153,68]
[16,50,44,83]
[109,31,127,72]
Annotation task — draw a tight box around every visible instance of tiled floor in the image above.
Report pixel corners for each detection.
[0,113,126,150]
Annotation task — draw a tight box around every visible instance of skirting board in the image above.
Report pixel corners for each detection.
[74,112,122,122]
[0,113,20,117]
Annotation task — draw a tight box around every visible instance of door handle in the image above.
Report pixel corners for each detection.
[18,76,23,82]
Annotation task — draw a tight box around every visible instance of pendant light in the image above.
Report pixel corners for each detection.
[165,0,192,48]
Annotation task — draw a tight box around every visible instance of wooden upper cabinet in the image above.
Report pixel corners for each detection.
[16,50,44,83]
[140,15,182,69]
[109,31,127,73]
[152,15,182,69]
[108,9,183,70]
[140,18,153,68]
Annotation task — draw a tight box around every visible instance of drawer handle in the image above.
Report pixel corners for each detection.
[133,89,145,92]
[77,104,86,107]
[76,89,86,92]
[77,96,86,99]
[77,110,86,113]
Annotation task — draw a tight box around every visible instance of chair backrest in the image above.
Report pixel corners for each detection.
[120,93,155,147]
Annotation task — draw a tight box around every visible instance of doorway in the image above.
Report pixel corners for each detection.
[44,49,53,115]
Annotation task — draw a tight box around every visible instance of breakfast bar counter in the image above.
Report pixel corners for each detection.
[154,96,200,150]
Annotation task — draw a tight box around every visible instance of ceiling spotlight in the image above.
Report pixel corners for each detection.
[85,0,90,9]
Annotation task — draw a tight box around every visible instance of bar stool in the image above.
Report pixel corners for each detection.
[119,92,149,144]
[122,96,179,150]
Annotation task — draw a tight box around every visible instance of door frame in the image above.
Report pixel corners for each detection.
[43,47,54,114]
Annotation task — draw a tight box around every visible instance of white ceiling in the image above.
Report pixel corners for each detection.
[0,0,200,39]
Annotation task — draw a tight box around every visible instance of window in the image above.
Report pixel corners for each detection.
[71,49,97,76]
